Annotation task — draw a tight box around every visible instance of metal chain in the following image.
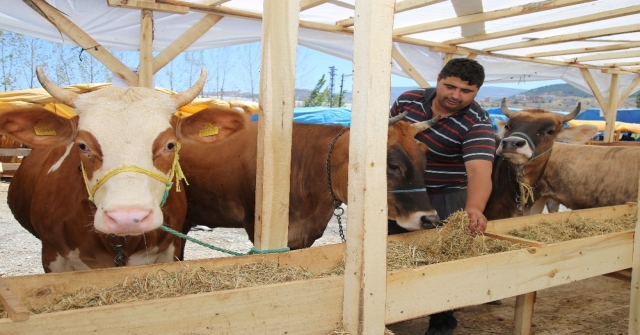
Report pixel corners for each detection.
[506,160,540,216]
[109,234,127,267]
[325,128,348,243]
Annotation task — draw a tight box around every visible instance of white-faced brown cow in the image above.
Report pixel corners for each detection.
[484,99,600,220]
[3,67,246,272]
[179,111,440,250]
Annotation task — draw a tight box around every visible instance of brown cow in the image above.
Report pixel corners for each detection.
[3,67,246,272]
[484,99,599,220]
[179,111,440,249]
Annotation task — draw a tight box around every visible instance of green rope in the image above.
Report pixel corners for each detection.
[159,225,290,256]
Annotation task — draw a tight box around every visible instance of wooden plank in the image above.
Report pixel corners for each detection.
[528,41,640,58]
[486,204,636,234]
[106,0,189,14]
[483,231,545,248]
[253,1,300,251]
[484,24,640,52]
[618,75,640,106]
[580,67,609,110]
[0,163,21,172]
[513,292,536,335]
[0,278,29,322]
[152,14,223,74]
[138,9,154,89]
[395,0,446,13]
[203,0,231,5]
[391,46,430,87]
[300,0,330,11]
[604,73,620,142]
[343,0,395,333]
[0,148,31,156]
[445,5,640,45]
[393,0,592,36]
[572,50,640,63]
[629,178,640,335]
[25,0,137,86]
[385,230,634,323]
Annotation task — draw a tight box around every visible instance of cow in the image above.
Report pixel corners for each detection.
[2,67,246,272]
[484,99,599,220]
[178,111,441,250]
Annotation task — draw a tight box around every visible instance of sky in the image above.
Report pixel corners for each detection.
[298,46,566,91]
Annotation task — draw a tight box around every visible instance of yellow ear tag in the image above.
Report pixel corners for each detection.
[34,123,56,136]
[199,123,219,137]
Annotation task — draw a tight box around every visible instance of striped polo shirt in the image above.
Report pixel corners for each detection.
[390,88,495,196]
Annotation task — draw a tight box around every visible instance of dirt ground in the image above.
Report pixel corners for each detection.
[387,275,631,335]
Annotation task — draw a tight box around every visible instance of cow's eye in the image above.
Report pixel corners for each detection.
[388,164,401,172]
[165,142,175,151]
[546,129,555,135]
[504,124,510,130]
[78,143,89,151]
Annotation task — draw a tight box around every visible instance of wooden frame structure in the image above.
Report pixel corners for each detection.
[2,0,640,333]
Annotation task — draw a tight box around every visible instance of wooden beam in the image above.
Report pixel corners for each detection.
[605,61,640,67]
[601,68,637,75]
[300,0,330,11]
[336,17,354,27]
[445,5,640,45]
[484,24,640,52]
[451,0,485,38]
[630,178,640,334]
[527,41,640,58]
[618,75,640,106]
[513,292,536,335]
[442,53,455,65]
[570,50,640,63]
[580,67,608,110]
[395,0,446,13]
[139,9,154,88]
[0,163,20,172]
[391,46,430,87]
[603,73,620,142]
[152,14,224,74]
[393,0,592,36]
[203,0,231,5]
[24,0,138,86]
[253,0,300,251]
[329,0,355,10]
[0,148,31,156]
[0,278,30,321]
[106,0,189,14]
[343,0,394,333]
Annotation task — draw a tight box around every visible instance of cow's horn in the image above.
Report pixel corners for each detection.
[36,66,78,108]
[389,111,408,125]
[500,98,513,118]
[172,68,207,108]
[412,114,442,132]
[562,102,582,122]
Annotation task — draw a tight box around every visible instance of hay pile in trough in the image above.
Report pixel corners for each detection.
[509,214,637,243]
[4,209,523,317]
[386,210,524,270]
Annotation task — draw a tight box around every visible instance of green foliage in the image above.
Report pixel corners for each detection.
[524,84,592,98]
[303,74,330,107]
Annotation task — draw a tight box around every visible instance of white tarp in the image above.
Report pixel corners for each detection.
[0,0,638,97]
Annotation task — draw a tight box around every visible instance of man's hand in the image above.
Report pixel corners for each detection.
[466,207,487,235]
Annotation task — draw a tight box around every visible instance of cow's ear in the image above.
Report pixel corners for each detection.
[495,119,507,139]
[0,108,75,147]
[176,106,248,143]
[557,124,599,143]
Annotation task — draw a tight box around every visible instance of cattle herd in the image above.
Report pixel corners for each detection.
[1,67,639,273]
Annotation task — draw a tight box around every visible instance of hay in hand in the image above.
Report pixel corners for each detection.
[509,214,637,243]
[387,210,523,270]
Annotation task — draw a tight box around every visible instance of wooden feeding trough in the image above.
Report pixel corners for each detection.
[0,203,637,334]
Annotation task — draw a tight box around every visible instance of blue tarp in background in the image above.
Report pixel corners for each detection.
[573,108,640,123]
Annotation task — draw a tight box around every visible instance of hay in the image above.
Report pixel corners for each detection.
[509,214,637,243]
[328,327,395,334]
[386,210,524,269]
[0,304,5,319]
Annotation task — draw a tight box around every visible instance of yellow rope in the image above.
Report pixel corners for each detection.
[80,143,188,202]
[518,181,535,205]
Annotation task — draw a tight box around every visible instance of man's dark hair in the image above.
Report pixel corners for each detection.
[438,58,485,88]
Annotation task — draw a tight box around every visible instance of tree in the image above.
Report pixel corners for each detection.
[636,93,639,108]
[0,30,18,92]
[303,74,329,107]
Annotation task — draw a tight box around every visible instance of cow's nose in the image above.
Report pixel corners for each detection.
[502,137,527,149]
[421,213,440,229]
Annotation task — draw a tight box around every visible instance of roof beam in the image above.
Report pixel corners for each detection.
[605,61,640,67]
[618,75,640,106]
[445,5,640,45]
[484,24,640,52]
[451,0,485,37]
[579,68,608,110]
[395,0,446,14]
[391,46,430,87]
[106,0,189,14]
[329,0,355,10]
[393,0,592,36]
[203,0,231,5]
[300,0,330,11]
[569,50,640,62]
[527,41,640,58]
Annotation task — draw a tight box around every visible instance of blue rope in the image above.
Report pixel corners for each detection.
[387,188,427,193]
[159,225,290,256]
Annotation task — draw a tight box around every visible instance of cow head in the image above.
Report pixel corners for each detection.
[387,114,440,230]
[0,66,245,236]
[495,98,598,165]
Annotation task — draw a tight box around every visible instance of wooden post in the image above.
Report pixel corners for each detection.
[253,0,300,250]
[343,0,395,333]
[513,291,536,335]
[629,175,640,334]
[139,9,154,88]
[603,73,619,143]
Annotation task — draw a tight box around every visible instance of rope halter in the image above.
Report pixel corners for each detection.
[505,131,553,166]
[80,142,189,207]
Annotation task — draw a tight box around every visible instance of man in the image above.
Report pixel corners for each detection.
[389,58,495,335]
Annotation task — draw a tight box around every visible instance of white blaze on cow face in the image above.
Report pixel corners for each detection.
[74,88,178,236]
